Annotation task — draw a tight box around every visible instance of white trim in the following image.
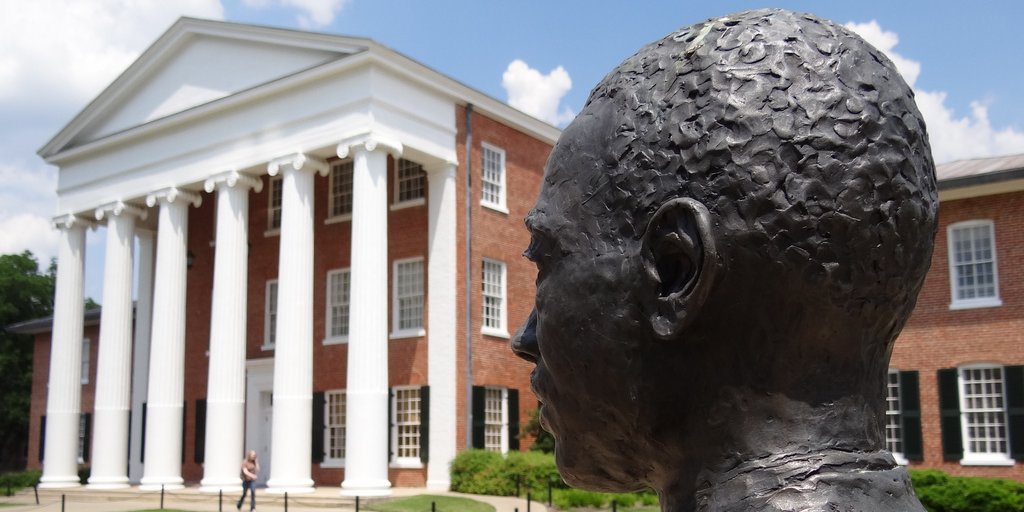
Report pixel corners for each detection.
[322,389,347,467]
[480,143,507,212]
[483,387,510,455]
[947,220,1001,310]
[391,257,425,338]
[267,175,283,233]
[327,160,354,221]
[263,280,278,350]
[393,158,426,206]
[481,258,508,337]
[957,363,1015,466]
[390,198,426,211]
[390,385,423,466]
[324,214,352,225]
[324,268,351,345]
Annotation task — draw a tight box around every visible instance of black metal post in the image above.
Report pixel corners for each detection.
[432,500,436,512]
[356,495,360,512]
[285,491,289,512]
[527,492,532,512]
[612,499,617,512]
[547,481,552,506]
[61,493,65,512]
[160,484,165,509]
[219,488,223,512]
[34,484,39,504]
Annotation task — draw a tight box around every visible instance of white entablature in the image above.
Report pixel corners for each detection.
[38,17,559,220]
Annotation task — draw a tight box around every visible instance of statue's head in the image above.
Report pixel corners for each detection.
[512,8,937,492]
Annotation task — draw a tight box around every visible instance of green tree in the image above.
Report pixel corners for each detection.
[0,251,56,471]
[522,408,555,453]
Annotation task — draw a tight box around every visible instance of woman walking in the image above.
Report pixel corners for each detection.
[237,450,259,511]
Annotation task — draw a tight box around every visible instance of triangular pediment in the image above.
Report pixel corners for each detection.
[42,18,370,158]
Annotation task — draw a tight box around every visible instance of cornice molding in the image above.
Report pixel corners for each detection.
[52,214,95,231]
[336,130,403,160]
[204,170,264,193]
[94,201,147,221]
[145,187,203,208]
[267,153,329,177]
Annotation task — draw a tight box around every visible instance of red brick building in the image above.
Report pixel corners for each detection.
[15,18,555,494]
[888,154,1024,479]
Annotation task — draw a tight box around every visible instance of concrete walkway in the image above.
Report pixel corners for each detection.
[0,485,549,512]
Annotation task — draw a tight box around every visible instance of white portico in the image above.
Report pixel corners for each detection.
[36,17,557,493]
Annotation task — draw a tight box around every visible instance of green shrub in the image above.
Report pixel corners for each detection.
[451,450,515,495]
[0,469,42,494]
[910,469,1024,512]
[553,488,609,509]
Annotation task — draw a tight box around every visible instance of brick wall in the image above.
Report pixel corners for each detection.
[891,190,1024,479]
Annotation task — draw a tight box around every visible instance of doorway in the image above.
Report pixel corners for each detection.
[245,359,273,487]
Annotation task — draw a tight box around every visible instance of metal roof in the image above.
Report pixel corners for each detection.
[937,153,1024,190]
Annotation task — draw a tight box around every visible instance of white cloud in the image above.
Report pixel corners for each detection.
[242,0,349,28]
[845,20,1024,163]
[502,59,575,126]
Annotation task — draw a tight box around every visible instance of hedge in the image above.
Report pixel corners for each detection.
[910,469,1024,512]
[0,469,41,495]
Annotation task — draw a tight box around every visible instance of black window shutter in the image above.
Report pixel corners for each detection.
[1004,365,1024,460]
[82,413,92,463]
[388,389,394,460]
[419,386,430,463]
[312,392,325,464]
[898,371,923,461]
[471,386,486,449]
[937,368,963,461]
[507,389,520,451]
[39,415,46,463]
[181,401,187,464]
[141,403,147,463]
[194,399,207,464]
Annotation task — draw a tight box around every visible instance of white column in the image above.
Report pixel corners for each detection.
[39,215,89,489]
[140,188,201,490]
[89,201,144,489]
[339,136,401,497]
[266,154,328,494]
[129,229,156,484]
[425,163,458,490]
[200,172,261,492]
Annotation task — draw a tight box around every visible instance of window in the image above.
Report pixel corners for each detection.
[393,258,424,337]
[960,366,1011,463]
[325,270,350,343]
[324,390,346,464]
[268,175,283,231]
[392,387,421,464]
[81,338,90,385]
[948,220,1001,309]
[481,144,507,211]
[484,387,508,453]
[395,158,426,205]
[328,161,354,220]
[77,413,89,464]
[264,280,278,349]
[885,370,903,457]
[482,259,507,337]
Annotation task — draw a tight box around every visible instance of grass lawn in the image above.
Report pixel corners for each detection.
[366,495,495,512]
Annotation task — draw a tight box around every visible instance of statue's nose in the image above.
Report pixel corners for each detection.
[511,308,539,363]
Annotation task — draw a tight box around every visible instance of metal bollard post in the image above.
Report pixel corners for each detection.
[547,481,552,506]
[219,488,223,512]
[612,499,617,512]
[161,484,165,509]
[356,495,360,512]
[34,484,39,505]
[527,492,532,512]
[61,494,65,512]
[432,500,436,512]
[285,491,289,512]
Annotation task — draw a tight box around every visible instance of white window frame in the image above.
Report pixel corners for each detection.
[958,363,1014,466]
[80,338,90,385]
[327,160,354,224]
[885,370,908,465]
[481,259,508,338]
[480,143,508,213]
[484,387,510,454]
[948,220,1002,310]
[266,175,283,235]
[390,386,423,468]
[392,158,426,209]
[324,269,351,345]
[263,280,278,350]
[77,413,88,464]
[322,389,346,467]
[391,257,426,339]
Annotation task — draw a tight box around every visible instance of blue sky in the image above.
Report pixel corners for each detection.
[2,0,1024,301]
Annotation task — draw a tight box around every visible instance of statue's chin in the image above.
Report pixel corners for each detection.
[554,444,647,493]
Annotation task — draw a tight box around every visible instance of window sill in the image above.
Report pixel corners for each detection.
[481,202,509,215]
[389,460,424,469]
[323,336,349,346]
[320,461,346,469]
[891,453,909,466]
[950,298,1003,310]
[390,329,426,340]
[960,455,1015,466]
[482,328,510,339]
[325,214,352,225]
[264,228,280,237]
[391,198,425,211]
[261,344,275,351]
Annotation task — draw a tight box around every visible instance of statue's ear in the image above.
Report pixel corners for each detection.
[641,198,719,340]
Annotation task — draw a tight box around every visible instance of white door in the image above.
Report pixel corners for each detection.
[257,391,272,486]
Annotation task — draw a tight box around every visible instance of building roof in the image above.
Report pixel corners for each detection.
[7,306,104,335]
[936,153,1024,200]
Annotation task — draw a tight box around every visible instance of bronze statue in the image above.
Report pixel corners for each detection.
[511,8,936,512]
